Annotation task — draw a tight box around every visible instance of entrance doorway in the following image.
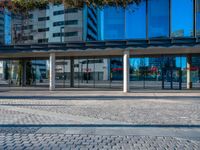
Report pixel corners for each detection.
[162,67,182,90]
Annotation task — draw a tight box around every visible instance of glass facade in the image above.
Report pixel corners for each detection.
[191,57,200,88]
[125,1,146,39]
[0,59,49,87]
[103,0,198,40]
[1,1,200,91]
[103,7,125,40]
[129,57,188,90]
[148,0,169,38]
[171,0,193,37]
[1,56,200,90]
[197,0,200,36]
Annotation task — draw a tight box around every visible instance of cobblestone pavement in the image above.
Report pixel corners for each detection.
[0,91,200,149]
[0,92,200,125]
[0,131,199,150]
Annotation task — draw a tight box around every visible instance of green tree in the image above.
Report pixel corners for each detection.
[1,0,141,14]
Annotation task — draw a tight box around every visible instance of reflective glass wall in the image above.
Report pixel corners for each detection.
[55,59,71,88]
[2,0,200,45]
[1,56,200,90]
[197,0,200,36]
[125,1,146,39]
[103,7,125,40]
[102,0,198,40]
[72,58,123,89]
[148,0,170,38]
[129,56,187,90]
[171,0,193,37]
[191,57,200,88]
[0,59,49,88]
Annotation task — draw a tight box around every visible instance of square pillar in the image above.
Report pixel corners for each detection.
[49,53,55,91]
[70,58,74,88]
[187,55,192,89]
[123,50,130,93]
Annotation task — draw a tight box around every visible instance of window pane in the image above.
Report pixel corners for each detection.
[196,0,200,36]
[103,7,125,40]
[125,1,146,39]
[171,0,193,37]
[148,0,169,38]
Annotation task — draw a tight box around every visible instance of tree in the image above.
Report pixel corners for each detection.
[0,0,142,14]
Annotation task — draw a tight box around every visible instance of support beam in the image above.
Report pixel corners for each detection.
[187,55,192,89]
[123,50,130,93]
[49,53,55,91]
[70,58,74,88]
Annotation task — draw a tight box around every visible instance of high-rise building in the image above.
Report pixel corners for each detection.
[0,9,11,45]
[9,4,105,85]
[0,12,4,44]
[0,9,11,80]
[12,4,100,44]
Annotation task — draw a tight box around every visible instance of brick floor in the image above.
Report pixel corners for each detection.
[0,95,199,125]
[0,133,199,150]
[0,91,200,149]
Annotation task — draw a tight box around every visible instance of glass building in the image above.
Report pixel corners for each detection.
[102,0,196,39]
[101,0,200,90]
[0,0,200,91]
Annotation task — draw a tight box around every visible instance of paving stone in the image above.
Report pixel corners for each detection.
[0,94,200,149]
[0,133,198,149]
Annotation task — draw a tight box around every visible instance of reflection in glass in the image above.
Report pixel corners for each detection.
[171,0,193,37]
[197,0,200,36]
[125,1,146,39]
[103,7,125,40]
[148,0,169,38]
[192,57,200,88]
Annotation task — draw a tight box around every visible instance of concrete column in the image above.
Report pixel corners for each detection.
[49,53,55,91]
[70,58,74,88]
[123,50,130,93]
[187,55,192,89]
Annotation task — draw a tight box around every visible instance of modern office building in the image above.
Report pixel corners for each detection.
[100,0,200,90]
[1,0,200,92]
[12,4,99,44]
[2,3,106,87]
[0,8,11,81]
[0,12,4,44]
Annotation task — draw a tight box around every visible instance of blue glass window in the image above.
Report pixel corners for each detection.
[103,7,125,40]
[171,0,193,37]
[196,0,200,36]
[125,1,146,39]
[148,0,169,38]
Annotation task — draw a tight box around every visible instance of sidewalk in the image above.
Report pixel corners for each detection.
[0,89,200,149]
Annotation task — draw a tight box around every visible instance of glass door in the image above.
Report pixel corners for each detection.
[162,67,182,90]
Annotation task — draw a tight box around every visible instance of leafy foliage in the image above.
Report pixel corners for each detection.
[0,0,141,14]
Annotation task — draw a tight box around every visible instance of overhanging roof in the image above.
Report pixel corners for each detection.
[0,38,200,59]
